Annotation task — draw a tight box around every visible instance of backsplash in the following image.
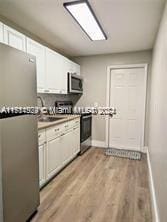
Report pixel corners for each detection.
[37,93,81,107]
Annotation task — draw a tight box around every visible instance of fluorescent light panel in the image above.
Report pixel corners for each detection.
[64,0,107,41]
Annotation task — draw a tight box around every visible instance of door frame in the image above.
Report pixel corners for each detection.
[105,63,148,149]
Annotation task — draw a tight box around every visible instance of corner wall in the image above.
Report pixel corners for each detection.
[148,2,167,221]
[74,50,152,146]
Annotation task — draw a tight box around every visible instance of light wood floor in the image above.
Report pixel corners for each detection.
[31,148,152,222]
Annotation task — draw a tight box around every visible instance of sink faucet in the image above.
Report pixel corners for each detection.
[37,96,47,117]
[37,96,45,107]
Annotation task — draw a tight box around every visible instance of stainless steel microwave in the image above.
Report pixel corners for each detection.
[68,73,83,94]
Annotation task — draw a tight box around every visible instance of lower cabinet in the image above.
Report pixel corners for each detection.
[46,136,62,180]
[38,118,80,188]
[61,129,74,166]
[72,127,80,155]
[38,143,46,187]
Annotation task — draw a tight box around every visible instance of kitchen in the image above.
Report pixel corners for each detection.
[0,0,167,222]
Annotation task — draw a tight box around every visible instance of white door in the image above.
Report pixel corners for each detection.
[27,38,46,92]
[4,25,26,51]
[0,22,3,43]
[109,67,147,151]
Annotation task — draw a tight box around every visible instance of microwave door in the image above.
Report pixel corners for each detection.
[69,74,83,93]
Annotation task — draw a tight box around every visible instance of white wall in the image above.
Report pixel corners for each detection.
[74,51,152,146]
[148,2,167,221]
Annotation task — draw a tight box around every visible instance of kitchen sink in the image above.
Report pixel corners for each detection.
[38,116,65,122]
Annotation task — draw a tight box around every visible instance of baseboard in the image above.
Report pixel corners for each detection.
[91,140,106,148]
[147,148,160,222]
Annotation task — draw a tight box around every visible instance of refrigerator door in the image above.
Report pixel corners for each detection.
[0,43,37,109]
[1,115,39,222]
[0,128,3,222]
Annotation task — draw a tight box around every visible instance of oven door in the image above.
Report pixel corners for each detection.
[69,73,83,93]
[81,115,92,143]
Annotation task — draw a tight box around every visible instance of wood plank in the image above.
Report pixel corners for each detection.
[31,148,152,222]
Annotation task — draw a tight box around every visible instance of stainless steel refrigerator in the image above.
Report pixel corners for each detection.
[0,43,40,222]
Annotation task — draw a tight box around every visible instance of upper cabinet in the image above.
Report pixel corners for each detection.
[68,60,80,75]
[0,22,3,43]
[45,48,67,94]
[27,38,46,93]
[0,22,81,94]
[4,25,26,51]
[75,63,81,76]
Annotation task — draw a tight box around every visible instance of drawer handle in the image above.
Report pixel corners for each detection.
[44,89,50,93]
[55,129,59,132]
[65,125,69,128]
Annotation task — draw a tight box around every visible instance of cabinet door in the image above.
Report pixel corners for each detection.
[0,22,3,43]
[4,25,26,51]
[39,143,46,187]
[47,136,62,179]
[69,60,80,75]
[27,38,45,92]
[75,63,81,75]
[45,48,66,94]
[61,57,69,94]
[72,127,80,155]
[61,130,74,165]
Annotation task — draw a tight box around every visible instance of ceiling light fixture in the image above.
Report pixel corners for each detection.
[63,0,107,41]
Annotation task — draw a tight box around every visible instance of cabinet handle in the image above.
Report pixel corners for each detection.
[65,125,69,128]
[61,133,65,136]
[38,134,41,138]
[44,89,50,93]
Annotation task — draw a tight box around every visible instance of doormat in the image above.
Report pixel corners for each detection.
[105,148,142,160]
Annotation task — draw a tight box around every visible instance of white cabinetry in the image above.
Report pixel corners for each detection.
[61,129,74,165]
[46,135,62,180]
[27,38,46,92]
[38,130,46,187]
[4,25,26,51]
[72,126,80,155]
[69,60,80,75]
[45,48,67,94]
[1,22,81,94]
[75,63,81,75]
[0,22,3,43]
[38,118,80,187]
[39,143,46,187]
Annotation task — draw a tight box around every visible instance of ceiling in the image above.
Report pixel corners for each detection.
[0,0,165,57]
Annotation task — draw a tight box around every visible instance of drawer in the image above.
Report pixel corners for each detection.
[73,118,80,127]
[64,118,80,131]
[46,123,64,141]
[38,130,46,144]
[63,121,72,131]
[71,118,80,129]
[46,118,80,141]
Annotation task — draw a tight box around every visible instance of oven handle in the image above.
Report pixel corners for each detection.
[82,115,92,119]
